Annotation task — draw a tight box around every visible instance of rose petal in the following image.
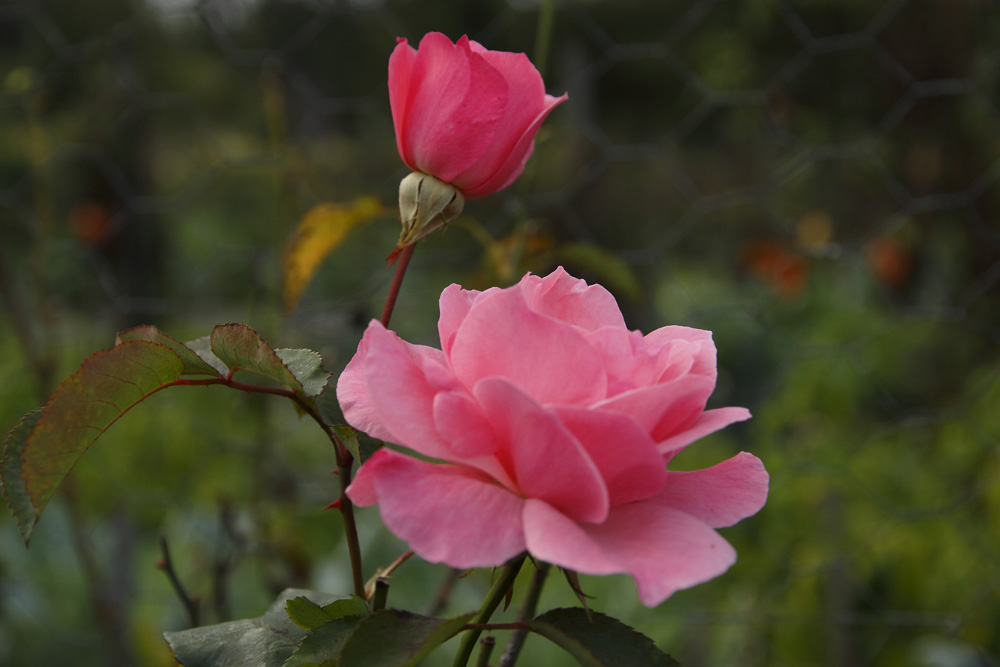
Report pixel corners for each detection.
[475,377,609,524]
[656,452,769,528]
[523,498,737,607]
[552,405,666,506]
[349,449,526,568]
[657,406,752,455]
[394,34,509,182]
[345,451,379,506]
[438,283,497,356]
[336,333,396,443]
[387,37,418,170]
[518,266,627,331]
[450,44,549,193]
[433,390,499,457]
[459,92,566,199]
[595,374,715,435]
[644,326,716,378]
[360,321,456,459]
[584,327,657,393]
[449,286,607,405]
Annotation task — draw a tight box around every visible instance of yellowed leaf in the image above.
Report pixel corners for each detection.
[283,197,384,311]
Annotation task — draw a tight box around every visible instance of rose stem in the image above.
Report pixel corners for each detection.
[498,561,551,667]
[451,555,527,667]
[380,243,416,327]
[476,637,496,667]
[336,451,366,598]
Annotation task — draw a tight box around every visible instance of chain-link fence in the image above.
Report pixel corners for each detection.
[2,1,999,665]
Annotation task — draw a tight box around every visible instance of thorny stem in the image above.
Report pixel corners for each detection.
[451,555,527,667]
[499,561,551,667]
[158,536,200,627]
[337,448,366,598]
[171,375,366,597]
[380,242,416,328]
[476,636,496,667]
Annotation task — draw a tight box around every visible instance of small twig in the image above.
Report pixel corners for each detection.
[158,536,200,627]
[365,549,415,600]
[382,549,414,578]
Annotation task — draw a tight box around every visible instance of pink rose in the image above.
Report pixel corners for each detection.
[338,268,768,606]
[389,33,567,200]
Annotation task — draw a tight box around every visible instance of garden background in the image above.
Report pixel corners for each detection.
[1,0,999,665]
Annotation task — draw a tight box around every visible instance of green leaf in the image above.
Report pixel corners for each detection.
[210,324,303,392]
[315,383,341,425]
[281,618,364,667]
[337,610,477,667]
[332,425,361,463]
[286,597,338,631]
[276,348,330,397]
[165,588,343,667]
[116,325,222,376]
[286,596,367,631]
[322,597,369,620]
[185,335,230,376]
[6,341,185,543]
[0,409,42,542]
[525,608,680,667]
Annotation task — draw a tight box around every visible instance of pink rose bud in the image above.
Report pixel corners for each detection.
[388,33,567,255]
[337,268,768,607]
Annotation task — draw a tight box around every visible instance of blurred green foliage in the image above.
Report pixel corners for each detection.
[2,0,999,665]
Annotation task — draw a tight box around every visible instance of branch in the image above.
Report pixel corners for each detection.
[158,536,200,627]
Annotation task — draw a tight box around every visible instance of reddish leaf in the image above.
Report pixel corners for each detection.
[11,341,185,542]
[116,324,222,376]
[210,324,304,393]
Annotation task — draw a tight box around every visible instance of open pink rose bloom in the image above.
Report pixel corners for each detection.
[338,268,768,606]
[389,32,567,200]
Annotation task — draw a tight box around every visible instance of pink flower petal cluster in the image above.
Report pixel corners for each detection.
[338,268,768,606]
[389,32,567,200]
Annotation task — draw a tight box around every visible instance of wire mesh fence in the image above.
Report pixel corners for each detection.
[1,0,999,665]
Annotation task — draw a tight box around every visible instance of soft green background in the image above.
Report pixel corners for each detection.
[1,0,999,665]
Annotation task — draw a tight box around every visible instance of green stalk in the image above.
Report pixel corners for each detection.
[451,555,527,667]
[499,561,551,667]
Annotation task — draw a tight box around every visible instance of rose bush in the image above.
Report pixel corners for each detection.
[389,32,567,200]
[338,268,768,606]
